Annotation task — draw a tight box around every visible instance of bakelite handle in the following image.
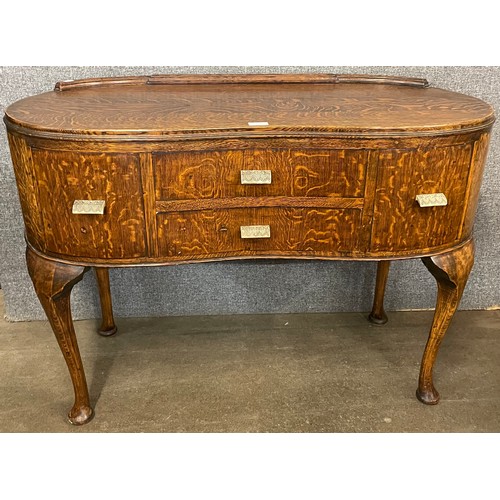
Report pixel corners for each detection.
[415,193,448,207]
[240,170,272,185]
[72,200,106,215]
[240,225,271,239]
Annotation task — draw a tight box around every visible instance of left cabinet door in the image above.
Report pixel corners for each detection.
[31,149,147,260]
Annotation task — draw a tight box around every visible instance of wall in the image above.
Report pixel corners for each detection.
[1,66,499,321]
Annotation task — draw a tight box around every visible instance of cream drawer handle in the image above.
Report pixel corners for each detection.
[240,225,271,239]
[240,170,272,185]
[415,193,448,208]
[72,200,106,215]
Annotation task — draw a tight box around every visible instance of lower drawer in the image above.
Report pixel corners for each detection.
[157,208,362,258]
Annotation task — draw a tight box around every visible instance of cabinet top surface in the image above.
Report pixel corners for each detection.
[4,74,495,138]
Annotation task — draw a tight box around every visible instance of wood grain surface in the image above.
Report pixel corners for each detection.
[26,246,93,425]
[6,134,490,263]
[7,136,490,263]
[5,74,494,137]
[53,73,430,90]
[461,132,491,238]
[7,133,45,249]
[32,149,147,259]
[418,239,475,404]
[157,208,361,258]
[154,149,367,200]
[371,143,473,252]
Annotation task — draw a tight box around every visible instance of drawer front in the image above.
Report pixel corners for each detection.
[157,207,362,258]
[371,144,473,252]
[32,150,147,259]
[153,149,368,200]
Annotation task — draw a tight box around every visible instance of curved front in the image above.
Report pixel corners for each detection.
[6,129,491,266]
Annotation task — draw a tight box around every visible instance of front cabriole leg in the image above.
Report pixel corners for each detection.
[417,239,474,405]
[26,247,93,425]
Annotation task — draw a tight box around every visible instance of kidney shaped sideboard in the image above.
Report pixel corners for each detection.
[3,73,495,425]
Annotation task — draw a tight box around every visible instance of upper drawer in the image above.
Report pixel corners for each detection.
[153,149,368,200]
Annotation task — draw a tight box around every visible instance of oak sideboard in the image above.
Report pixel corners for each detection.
[4,73,495,425]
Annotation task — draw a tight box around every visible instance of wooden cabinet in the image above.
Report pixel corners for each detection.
[4,73,495,425]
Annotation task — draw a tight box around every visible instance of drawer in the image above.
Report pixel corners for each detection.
[153,149,368,200]
[157,207,362,258]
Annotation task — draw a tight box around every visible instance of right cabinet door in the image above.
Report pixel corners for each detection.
[370,143,473,253]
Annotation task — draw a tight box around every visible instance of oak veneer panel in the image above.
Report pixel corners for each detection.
[153,149,367,200]
[157,208,362,258]
[7,134,45,250]
[5,81,494,136]
[32,150,147,258]
[370,144,473,252]
[155,196,364,212]
[462,133,491,239]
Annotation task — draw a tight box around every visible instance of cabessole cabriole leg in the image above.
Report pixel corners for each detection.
[417,239,475,404]
[94,267,117,337]
[26,247,93,425]
[368,260,391,325]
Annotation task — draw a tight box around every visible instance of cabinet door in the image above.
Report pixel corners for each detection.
[371,144,472,253]
[32,149,147,259]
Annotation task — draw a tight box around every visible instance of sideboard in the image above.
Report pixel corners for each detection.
[3,73,495,425]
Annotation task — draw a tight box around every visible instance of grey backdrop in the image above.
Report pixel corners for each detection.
[0,66,499,322]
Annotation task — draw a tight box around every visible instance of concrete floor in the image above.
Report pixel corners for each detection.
[0,291,499,432]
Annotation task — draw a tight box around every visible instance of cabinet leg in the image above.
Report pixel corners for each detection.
[26,247,93,425]
[368,260,390,324]
[417,239,474,405]
[95,267,117,337]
